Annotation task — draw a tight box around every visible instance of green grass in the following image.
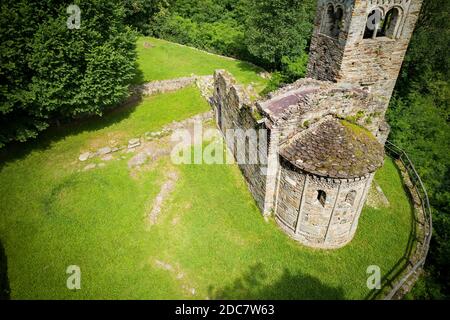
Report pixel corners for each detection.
[0,89,414,299]
[135,37,269,92]
[0,39,415,299]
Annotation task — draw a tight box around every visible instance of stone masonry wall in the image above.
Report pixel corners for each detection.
[134,76,198,96]
[213,70,268,212]
[275,157,373,249]
[307,0,423,111]
[339,0,423,107]
[258,78,388,144]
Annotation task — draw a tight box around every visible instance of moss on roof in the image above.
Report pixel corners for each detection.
[279,118,384,179]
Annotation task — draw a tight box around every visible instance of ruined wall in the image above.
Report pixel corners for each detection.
[213,70,268,212]
[258,79,388,144]
[275,157,373,249]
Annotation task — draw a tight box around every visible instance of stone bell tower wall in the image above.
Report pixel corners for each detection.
[307,0,423,109]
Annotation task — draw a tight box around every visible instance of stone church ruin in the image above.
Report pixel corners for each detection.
[212,0,423,249]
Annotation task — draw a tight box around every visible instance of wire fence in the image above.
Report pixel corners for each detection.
[382,140,433,300]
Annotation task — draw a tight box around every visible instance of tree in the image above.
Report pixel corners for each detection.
[244,0,315,70]
[0,0,137,147]
[387,0,450,299]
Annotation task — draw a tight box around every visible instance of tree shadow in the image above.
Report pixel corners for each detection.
[0,62,147,171]
[0,86,144,171]
[235,61,265,75]
[365,159,420,299]
[0,239,10,300]
[208,263,345,300]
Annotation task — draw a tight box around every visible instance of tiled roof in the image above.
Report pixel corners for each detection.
[279,117,384,179]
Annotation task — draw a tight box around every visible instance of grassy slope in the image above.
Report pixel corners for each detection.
[152,157,413,299]
[0,87,211,299]
[136,37,268,92]
[0,38,414,299]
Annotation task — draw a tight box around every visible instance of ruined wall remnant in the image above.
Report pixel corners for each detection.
[213,70,268,211]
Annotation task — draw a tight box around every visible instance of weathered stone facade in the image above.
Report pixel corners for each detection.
[308,0,423,110]
[275,157,374,248]
[212,0,422,249]
[213,71,268,210]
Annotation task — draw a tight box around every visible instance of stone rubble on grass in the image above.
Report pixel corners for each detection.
[128,138,141,149]
[155,260,174,272]
[128,152,148,168]
[98,146,112,155]
[77,111,213,163]
[79,152,91,162]
[83,164,96,171]
[101,154,114,161]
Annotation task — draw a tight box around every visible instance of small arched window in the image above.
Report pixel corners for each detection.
[363,9,383,39]
[321,5,344,38]
[332,7,344,38]
[364,7,401,39]
[379,7,401,38]
[317,190,327,207]
[345,190,357,206]
[322,5,335,36]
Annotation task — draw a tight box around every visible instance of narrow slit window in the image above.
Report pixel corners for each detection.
[317,190,327,207]
[345,190,357,206]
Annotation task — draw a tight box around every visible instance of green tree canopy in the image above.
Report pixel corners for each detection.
[244,0,314,70]
[0,0,137,147]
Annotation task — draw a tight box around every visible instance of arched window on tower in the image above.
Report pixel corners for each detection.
[321,5,344,38]
[317,190,327,207]
[364,7,402,39]
[378,7,401,38]
[322,5,336,36]
[345,190,357,206]
[332,7,344,38]
[363,8,383,39]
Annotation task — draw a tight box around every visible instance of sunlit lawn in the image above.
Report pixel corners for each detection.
[0,38,415,299]
[135,37,268,93]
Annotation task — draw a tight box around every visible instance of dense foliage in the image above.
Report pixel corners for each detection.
[130,0,315,83]
[386,0,450,299]
[0,0,137,147]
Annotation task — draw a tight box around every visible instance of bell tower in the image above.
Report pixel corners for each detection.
[307,0,423,107]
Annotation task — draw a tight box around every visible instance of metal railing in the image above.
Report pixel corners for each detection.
[382,140,433,300]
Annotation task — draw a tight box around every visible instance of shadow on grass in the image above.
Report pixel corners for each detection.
[235,60,264,75]
[0,239,10,300]
[0,84,145,172]
[208,263,345,300]
[365,158,419,299]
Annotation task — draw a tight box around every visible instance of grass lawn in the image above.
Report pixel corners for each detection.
[0,88,414,299]
[0,38,415,299]
[135,37,269,92]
